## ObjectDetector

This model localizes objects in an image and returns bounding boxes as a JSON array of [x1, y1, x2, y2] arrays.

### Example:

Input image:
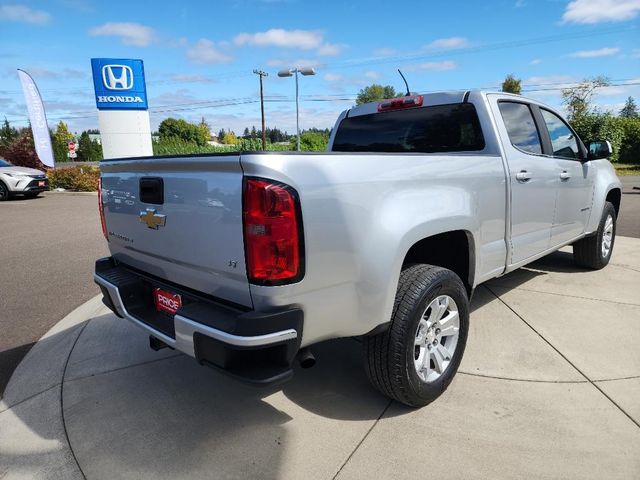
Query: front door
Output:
[[490, 98, 558, 264], [538, 108, 594, 246]]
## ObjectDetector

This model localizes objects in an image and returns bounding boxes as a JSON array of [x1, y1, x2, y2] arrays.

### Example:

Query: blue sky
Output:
[[0, 0, 638, 135]]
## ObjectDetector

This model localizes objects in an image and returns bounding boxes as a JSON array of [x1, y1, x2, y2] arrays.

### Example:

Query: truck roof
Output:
[[345, 89, 532, 118]]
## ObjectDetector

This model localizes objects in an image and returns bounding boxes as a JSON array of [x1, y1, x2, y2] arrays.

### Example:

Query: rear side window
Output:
[[498, 102, 542, 155], [332, 103, 485, 153]]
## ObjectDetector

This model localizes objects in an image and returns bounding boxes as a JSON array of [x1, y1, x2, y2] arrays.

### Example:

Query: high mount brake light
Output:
[[243, 178, 304, 285], [377, 95, 424, 112], [98, 177, 108, 241]]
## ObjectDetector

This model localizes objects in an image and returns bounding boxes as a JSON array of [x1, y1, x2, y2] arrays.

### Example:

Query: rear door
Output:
[[490, 98, 557, 264], [538, 108, 594, 246], [100, 154, 252, 307]]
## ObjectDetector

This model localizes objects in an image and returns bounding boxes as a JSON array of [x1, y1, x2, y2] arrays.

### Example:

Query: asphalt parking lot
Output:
[[0, 193, 107, 397]]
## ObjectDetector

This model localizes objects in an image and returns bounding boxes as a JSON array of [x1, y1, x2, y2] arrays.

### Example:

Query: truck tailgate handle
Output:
[[560, 170, 571, 181], [139, 177, 164, 204], [515, 170, 532, 183]]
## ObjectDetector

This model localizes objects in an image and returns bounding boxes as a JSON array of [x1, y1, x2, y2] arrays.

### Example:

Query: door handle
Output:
[[515, 170, 532, 182], [559, 170, 571, 181]]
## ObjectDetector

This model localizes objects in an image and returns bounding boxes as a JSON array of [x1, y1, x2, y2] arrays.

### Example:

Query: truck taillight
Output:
[[98, 177, 108, 241], [243, 178, 304, 285], [378, 95, 423, 112]]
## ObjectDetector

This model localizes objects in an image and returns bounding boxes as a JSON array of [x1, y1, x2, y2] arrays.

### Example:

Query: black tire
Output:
[[573, 201, 616, 270], [363, 264, 469, 407], [0, 181, 8, 201]]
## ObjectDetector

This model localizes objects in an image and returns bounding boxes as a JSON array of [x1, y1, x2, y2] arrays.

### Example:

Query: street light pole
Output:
[[253, 69, 268, 150], [277, 66, 316, 152]]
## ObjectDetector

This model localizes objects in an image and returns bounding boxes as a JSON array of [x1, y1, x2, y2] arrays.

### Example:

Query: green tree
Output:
[[52, 121, 74, 163], [217, 128, 226, 141], [0, 118, 19, 154], [221, 131, 238, 144], [2, 129, 44, 169], [356, 84, 397, 105], [77, 131, 103, 162], [197, 117, 211, 144], [290, 130, 329, 151], [158, 118, 207, 146], [620, 97, 638, 118], [501, 74, 522, 94]]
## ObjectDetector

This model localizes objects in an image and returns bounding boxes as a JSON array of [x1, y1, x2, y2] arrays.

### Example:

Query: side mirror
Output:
[[587, 140, 612, 160]]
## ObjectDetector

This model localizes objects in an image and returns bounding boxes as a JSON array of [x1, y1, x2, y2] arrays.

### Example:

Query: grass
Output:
[[613, 164, 640, 176]]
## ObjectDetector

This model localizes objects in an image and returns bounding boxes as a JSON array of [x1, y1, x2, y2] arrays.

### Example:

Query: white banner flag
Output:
[[17, 69, 55, 168]]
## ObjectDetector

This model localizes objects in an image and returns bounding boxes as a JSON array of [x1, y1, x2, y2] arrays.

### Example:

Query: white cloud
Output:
[[0, 4, 50, 24], [412, 60, 457, 71], [373, 47, 396, 57], [317, 43, 344, 56], [562, 0, 640, 24], [364, 71, 380, 80], [423, 37, 469, 50], [234, 29, 323, 49], [523, 75, 576, 86], [186, 39, 232, 64], [569, 47, 620, 58], [324, 73, 344, 82], [89, 22, 155, 46], [530, 58, 542, 65]]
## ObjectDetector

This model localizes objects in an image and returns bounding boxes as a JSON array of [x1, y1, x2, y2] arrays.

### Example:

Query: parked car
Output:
[[94, 90, 621, 407], [0, 158, 49, 200]]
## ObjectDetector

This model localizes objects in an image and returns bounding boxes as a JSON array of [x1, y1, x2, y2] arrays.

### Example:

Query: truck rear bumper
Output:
[[94, 257, 303, 385]]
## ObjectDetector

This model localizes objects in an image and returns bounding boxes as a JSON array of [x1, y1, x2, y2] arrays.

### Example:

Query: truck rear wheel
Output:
[[363, 264, 469, 407], [573, 201, 616, 270]]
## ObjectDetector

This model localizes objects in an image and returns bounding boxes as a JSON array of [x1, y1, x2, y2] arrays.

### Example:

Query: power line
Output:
[[4, 80, 639, 125]]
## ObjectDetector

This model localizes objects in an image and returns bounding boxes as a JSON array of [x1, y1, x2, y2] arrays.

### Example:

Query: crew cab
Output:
[[94, 90, 621, 407]]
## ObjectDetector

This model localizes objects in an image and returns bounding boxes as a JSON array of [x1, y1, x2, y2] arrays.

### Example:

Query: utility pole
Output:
[[253, 69, 268, 150]]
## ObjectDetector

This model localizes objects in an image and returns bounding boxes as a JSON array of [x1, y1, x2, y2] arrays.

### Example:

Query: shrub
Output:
[[152, 138, 293, 156], [47, 166, 100, 191], [619, 117, 640, 164]]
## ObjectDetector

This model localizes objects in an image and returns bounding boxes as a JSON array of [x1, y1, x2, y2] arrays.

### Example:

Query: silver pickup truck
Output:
[[95, 90, 621, 407]]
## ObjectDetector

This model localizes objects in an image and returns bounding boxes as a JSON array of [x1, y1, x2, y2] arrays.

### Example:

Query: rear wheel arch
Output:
[[401, 230, 476, 296]]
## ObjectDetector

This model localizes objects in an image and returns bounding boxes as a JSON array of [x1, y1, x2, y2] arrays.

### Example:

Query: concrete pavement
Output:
[[1, 237, 639, 479]]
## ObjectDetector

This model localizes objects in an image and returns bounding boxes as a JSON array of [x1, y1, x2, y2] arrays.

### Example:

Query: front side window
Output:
[[541, 109, 580, 159], [498, 102, 542, 155], [331, 103, 485, 153]]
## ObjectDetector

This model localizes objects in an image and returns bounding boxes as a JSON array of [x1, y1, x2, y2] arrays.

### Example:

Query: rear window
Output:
[[332, 103, 485, 153]]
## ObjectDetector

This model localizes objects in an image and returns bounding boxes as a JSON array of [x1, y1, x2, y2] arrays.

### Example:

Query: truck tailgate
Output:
[[100, 155, 251, 308]]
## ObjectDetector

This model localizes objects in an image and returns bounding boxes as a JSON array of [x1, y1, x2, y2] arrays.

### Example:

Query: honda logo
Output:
[[101, 65, 133, 91]]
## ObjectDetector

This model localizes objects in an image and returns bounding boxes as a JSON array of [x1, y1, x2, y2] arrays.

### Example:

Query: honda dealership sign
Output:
[[90, 58, 152, 159], [91, 59, 148, 110]]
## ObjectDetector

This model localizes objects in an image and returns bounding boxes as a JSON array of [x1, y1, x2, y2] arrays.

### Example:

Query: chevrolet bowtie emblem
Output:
[[139, 208, 167, 229]]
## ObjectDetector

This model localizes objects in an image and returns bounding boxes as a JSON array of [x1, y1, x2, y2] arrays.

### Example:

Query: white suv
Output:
[[0, 158, 49, 201]]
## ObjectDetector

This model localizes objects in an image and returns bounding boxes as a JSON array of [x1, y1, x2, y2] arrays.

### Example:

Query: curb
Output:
[[43, 190, 97, 196]]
